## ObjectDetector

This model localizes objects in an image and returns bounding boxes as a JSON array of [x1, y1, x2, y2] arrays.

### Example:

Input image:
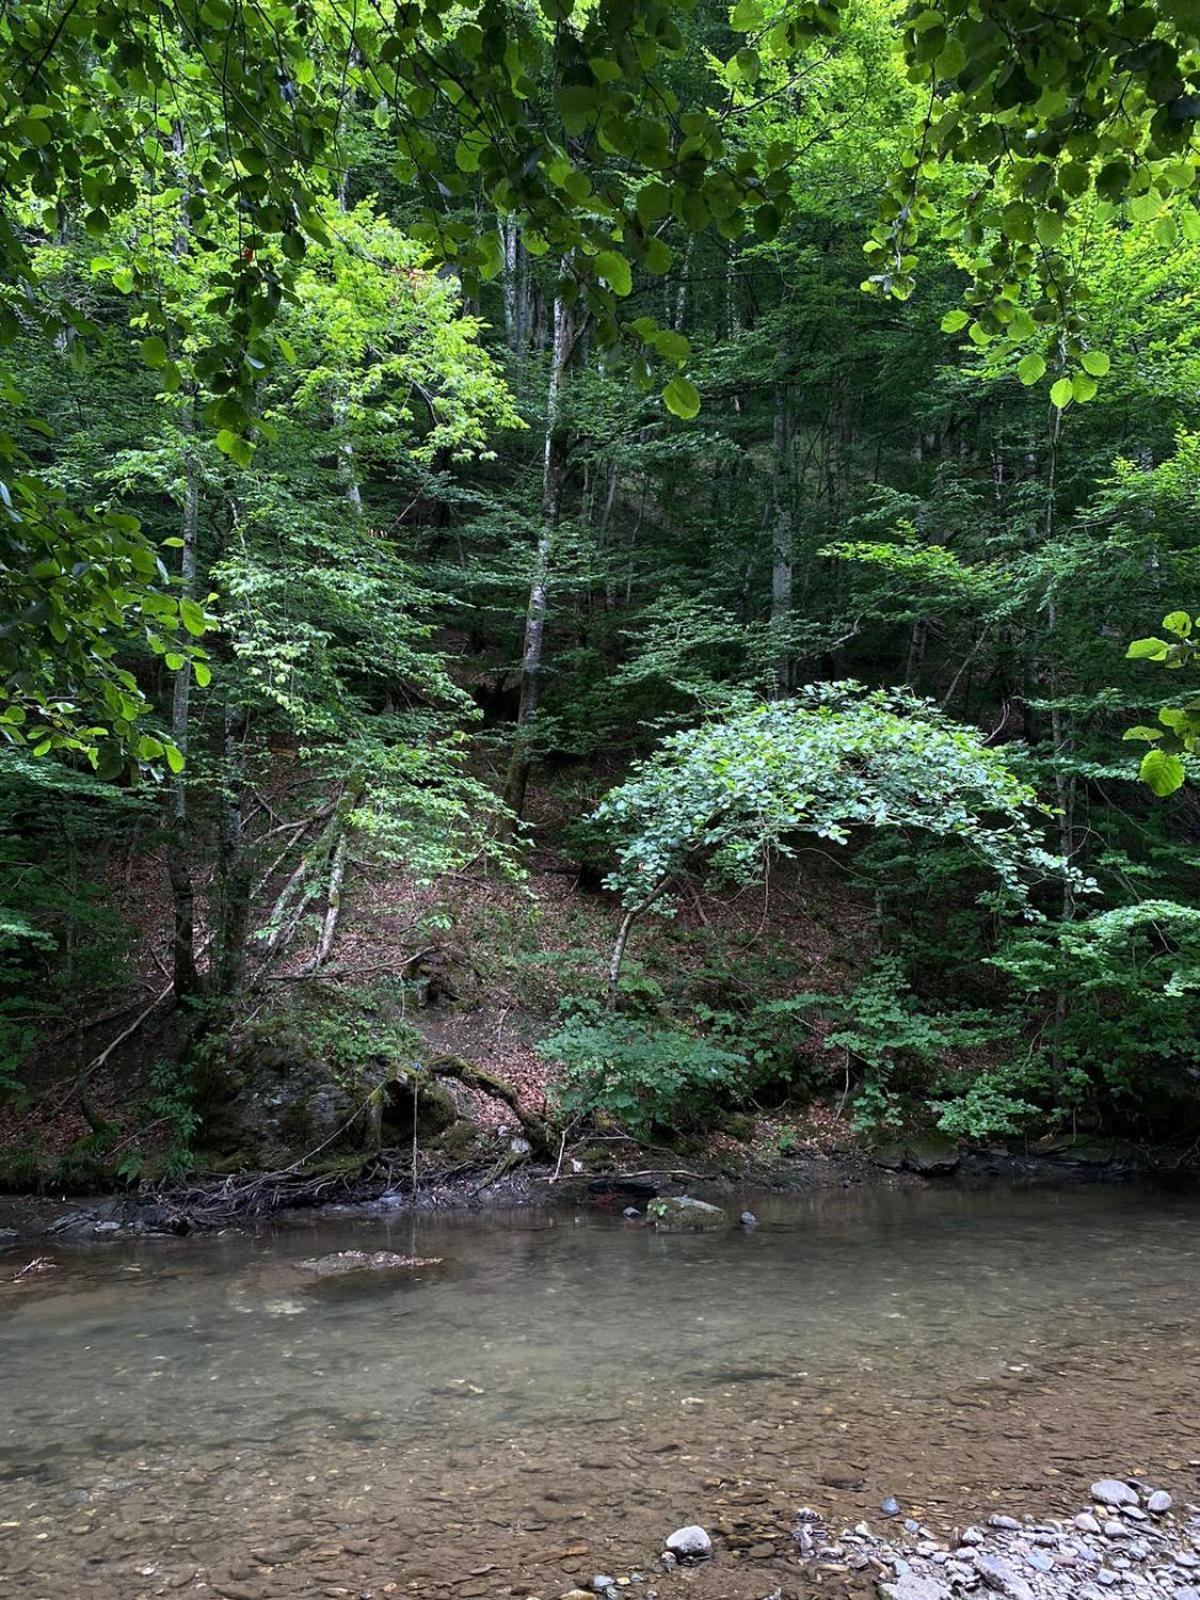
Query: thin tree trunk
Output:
[[166, 443, 201, 999], [499, 275, 575, 832], [215, 704, 252, 999], [502, 216, 518, 350], [769, 384, 793, 694]]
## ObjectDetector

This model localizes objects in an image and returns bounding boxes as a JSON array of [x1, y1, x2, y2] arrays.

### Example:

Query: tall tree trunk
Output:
[[499, 277, 575, 833], [166, 441, 201, 998], [215, 704, 252, 1000], [502, 216, 519, 350], [769, 384, 793, 694]]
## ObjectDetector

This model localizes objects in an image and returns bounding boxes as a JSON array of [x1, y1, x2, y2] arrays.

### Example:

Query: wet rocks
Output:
[[664, 1525, 712, 1558], [0, 1227, 18, 1249], [646, 1197, 726, 1233], [298, 1250, 443, 1277], [1150, 1493, 1174, 1515]]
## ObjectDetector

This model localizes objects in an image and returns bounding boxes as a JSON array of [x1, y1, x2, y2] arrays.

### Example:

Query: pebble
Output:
[[663, 1526, 710, 1560], [1026, 1552, 1054, 1572], [1076, 1514, 1103, 1534], [882, 1497, 901, 1516], [1093, 1480, 1140, 1508], [989, 1516, 1022, 1531], [739, 1211, 757, 1227], [591, 1577, 615, 1592], [1150, 1493, 1174, 1515]]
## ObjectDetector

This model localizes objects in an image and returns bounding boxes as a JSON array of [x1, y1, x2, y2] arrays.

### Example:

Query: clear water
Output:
[[2, 1183, 1199, 1600]]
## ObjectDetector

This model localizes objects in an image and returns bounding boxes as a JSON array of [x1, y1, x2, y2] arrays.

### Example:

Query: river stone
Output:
[[298, 1250, 442, 1277], [664, 1525, 712, 1558], [0, 1227, 18, 1248], [1148, 1491, 1173, 1513], [974, 1552, 1034, 1600], [878, 1575, 952, 1600], [1092, 1480, 1139, 1508], [1076, 1514, 1102, 1534], [647, 1197, 726, 1233], [903, 1135, 960, 1176]]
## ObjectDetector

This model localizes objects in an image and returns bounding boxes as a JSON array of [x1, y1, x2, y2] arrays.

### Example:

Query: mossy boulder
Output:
[[647, 1195, 727, 1232], [871, 1135, 959, 1176], [903, 1134, 960, 1175]]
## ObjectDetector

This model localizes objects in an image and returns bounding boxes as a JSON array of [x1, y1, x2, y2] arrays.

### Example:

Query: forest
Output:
[[4, 0, 1200, 1195]]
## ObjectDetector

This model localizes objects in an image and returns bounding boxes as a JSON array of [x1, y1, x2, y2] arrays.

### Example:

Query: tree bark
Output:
[[769, 383, 793, 694], [499, 274, 576, 832], [166, 442, 201, 999], [215, 703, 252, 999]]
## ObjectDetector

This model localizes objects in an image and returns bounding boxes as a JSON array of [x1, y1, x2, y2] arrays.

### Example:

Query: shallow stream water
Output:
[[2, 1183, 1199, 1600]]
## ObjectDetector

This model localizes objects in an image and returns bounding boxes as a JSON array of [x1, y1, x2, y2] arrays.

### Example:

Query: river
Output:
[[2, 1182, 1199, 1599]]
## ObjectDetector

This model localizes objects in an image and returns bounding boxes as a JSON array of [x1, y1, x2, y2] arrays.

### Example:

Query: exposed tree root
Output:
[[424, 1052, 556, 1158]]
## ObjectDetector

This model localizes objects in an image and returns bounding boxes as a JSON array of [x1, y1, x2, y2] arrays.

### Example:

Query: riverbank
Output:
[[0, 1134, 1185, 1247]]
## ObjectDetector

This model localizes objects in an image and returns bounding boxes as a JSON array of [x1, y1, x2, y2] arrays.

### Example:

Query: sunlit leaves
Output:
[[1125, 612, 1200, 794]]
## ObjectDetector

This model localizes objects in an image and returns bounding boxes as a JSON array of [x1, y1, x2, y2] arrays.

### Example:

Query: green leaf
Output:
[[1016, 352, 1046, 386], [662, 375, 701, 419], [1122, 726, 1163, 742], [1049, 377, 1074, 409], [1072, 372, 1098, 403], [139, 335, 169, 367], [180, 599, 207, 637], [594, 250, 632, 297], [730, 0, 764, 29], [1163, 610, 1192, 638], [1140, 748, 1186, 796], [165, 745, 186, 775], [1080, 350, 1110, 377], [1127, 637, 1170, 660], [636, 182, 671, 226], [940, 309, 970, 333], [215, 430, 253, 467]]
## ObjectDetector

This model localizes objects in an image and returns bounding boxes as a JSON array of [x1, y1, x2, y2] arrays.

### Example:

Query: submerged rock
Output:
[[664, 1525, 712, 1558], [298, 1250, 442, 1278], [647, 1196, 726, 1232]]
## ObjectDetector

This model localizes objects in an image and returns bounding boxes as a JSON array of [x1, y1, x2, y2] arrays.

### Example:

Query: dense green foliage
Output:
[[4, 0, 1200, 1171]]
